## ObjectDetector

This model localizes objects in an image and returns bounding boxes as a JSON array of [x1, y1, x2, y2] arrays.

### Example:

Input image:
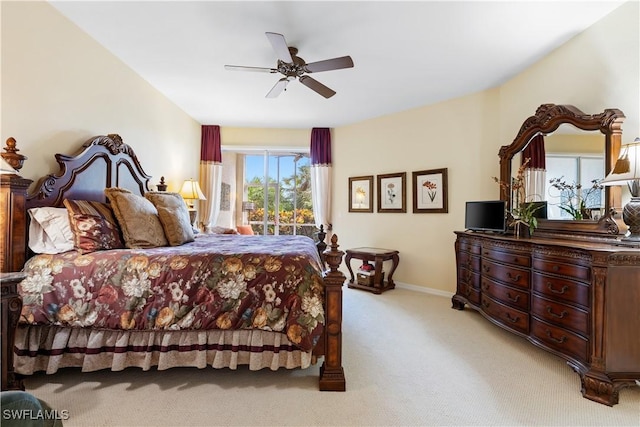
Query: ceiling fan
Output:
[[224, 32, 354, 99]]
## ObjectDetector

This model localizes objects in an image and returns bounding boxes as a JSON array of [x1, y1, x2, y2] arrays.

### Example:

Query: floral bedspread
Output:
[[19, 234, 326, 351]]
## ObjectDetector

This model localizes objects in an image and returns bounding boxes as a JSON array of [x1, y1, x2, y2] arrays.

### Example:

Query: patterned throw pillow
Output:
[[63, 199, 125, 254], [144, 191, 195, 246], [104, 187, 168, 249]]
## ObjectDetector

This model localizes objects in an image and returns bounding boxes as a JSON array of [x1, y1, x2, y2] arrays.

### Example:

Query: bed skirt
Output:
[[14, 325, 313, 375]]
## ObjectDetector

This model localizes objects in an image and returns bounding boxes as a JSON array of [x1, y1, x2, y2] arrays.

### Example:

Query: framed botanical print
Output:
[[377, 172, 406, 213], [349, 175, 374, 213], [412, 168, 448, 213]]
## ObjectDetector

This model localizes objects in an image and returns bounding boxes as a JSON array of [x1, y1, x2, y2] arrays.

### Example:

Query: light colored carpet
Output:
[[23, 287, 640, 426]]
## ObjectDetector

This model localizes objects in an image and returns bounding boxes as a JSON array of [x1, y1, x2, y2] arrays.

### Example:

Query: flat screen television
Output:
[[465, 200, 506, 233]]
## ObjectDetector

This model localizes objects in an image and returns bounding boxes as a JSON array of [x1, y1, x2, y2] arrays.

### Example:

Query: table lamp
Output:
[[601, 137, 640, 242], [180, 179, 206, 225]]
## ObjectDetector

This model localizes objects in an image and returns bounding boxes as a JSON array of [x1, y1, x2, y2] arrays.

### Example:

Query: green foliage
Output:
[[245, 157, 316, 237]]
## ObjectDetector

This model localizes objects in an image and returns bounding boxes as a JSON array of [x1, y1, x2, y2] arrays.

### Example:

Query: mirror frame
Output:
[[498, 104, 625, 237]]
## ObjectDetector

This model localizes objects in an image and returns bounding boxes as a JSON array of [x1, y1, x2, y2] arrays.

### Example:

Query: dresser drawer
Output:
[[458, 239, 481, 255], [481, 260, 530, 289], [458, 282, 480, 306], [532, 258, 590, 282], [457, 251, 480, 272], [481, 294, 529, 335], [458, 266, 480, 289], [531, 296, 588, 336], [482, 247, 531, 268], [481, 277, 529, 311], [531, 318, 588, 363], [532, 273, 589, 307]]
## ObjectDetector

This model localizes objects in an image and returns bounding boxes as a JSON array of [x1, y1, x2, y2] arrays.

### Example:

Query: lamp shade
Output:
[[179, 179, 206, 201], [601, 138, 640, 186]]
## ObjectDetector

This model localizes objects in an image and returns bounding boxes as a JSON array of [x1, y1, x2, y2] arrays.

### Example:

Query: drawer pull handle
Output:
[[507, 272, 521, 282], [505, 313, 520, 323], [547, 283, 569, 294], [546, 306, 568, 319], [465, 287, 471, 296], [482, 300, 490, 308], [507, 292, 520, 303], [544, 329, 567, 344], [482, 282, 489, 291], [552, 265, 560, 272]]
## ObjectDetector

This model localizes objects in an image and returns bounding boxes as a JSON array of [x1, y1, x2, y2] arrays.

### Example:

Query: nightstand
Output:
[[345, 247, 400, 294], [1, 271, 25, 391]]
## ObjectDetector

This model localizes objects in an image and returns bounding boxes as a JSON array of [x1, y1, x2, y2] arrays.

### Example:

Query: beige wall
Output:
[[332, 92, 500, 293], [2, 1, 638, 295], [1, 1, 201, 194]]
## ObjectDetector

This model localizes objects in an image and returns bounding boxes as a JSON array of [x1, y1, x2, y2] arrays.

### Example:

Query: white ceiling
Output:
[[50, 1, 624, 129]]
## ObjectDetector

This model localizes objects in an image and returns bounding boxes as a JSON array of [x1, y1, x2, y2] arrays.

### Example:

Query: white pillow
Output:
[[28, 207, 74, 254]]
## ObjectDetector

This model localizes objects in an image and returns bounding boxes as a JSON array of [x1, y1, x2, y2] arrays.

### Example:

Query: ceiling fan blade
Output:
[[266, 78, 290, 98], [265, 32, 293, 63], [224, 65, 277, 73], [299, 76, 336, 98], [304, 56, 354, 73]]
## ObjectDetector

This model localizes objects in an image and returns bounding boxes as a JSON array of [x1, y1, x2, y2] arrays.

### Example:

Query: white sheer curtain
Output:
[[310, 128, 332, 233], [199, 125, 223, 232]]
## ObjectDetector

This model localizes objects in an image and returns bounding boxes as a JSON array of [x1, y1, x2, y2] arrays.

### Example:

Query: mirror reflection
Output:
[[512, 124, 605, 220]]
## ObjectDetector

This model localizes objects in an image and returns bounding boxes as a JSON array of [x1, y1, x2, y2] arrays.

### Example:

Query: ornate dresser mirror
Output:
[[498, 104, 626, 238]]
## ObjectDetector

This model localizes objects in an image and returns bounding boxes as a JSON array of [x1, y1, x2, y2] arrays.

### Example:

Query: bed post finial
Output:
[[319, 233, 346, 391], [2, 137, 27, 171]]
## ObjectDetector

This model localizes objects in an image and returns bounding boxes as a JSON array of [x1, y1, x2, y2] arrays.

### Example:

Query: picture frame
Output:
[[349, 175, 374, 213], [412, 168, 448, 213], [377, 172, 406, 213]]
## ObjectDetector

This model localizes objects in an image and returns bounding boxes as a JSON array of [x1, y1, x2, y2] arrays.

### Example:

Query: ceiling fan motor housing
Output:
[[277, 47, 307, 78]]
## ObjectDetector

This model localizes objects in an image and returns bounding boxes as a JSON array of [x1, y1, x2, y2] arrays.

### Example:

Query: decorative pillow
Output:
[[104, 187, 168, 249], [144, 191, 194, 246], [27, 207, 74, 254], [236, 225, 255, 235], [63, 199, 125, 254], [209, 226, 239, 235]]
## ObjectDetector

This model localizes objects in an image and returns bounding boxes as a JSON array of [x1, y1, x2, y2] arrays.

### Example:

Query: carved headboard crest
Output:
[[27, 134, 152, 208]]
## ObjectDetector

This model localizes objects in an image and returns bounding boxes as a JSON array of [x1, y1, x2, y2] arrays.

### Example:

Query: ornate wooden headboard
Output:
[[26, 134, 151, 209]]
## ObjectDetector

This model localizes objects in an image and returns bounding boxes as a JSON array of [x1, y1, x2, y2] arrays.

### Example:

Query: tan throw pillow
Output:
[[104, 187, 168, 248], [144, 191, 195, 246], [63, 199, 125, 254]]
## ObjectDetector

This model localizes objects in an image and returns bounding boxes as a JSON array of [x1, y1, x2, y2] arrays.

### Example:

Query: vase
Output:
[[515, 222, 531, 239]]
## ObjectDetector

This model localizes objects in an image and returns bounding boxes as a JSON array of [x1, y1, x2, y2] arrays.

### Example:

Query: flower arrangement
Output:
[[548, 177, 603, 220], [492, 158, 543, 236]]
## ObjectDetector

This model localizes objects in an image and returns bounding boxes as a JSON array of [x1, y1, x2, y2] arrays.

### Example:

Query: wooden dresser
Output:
[[452, 230, 640, 406]]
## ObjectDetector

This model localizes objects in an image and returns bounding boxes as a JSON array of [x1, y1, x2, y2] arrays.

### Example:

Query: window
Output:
[[243, 151, 316, 237], [545, 154, 604, 219]]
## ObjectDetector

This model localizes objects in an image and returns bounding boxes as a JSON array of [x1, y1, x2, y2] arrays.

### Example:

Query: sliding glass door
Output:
[[244, 151, 316, 237]]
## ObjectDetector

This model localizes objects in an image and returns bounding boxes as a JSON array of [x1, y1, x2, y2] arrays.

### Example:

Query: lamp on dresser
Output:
[[601, 137, 640, 242], [180, 178, 206, 225]]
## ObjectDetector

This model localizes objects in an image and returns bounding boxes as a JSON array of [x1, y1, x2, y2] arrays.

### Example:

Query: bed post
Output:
[[319, 233, 346, 391]]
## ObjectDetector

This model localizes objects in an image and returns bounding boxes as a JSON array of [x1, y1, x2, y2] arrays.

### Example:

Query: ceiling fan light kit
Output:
[[224, 32, 354, 99]]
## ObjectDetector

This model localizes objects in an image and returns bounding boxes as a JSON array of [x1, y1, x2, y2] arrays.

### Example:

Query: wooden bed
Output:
[[3, 134, 346, 391]]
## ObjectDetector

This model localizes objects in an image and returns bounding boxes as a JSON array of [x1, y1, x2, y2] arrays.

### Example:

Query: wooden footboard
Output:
[[318, 233, 346, 391]]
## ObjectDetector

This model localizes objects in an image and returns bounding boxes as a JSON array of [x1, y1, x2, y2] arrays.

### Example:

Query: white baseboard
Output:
[[394, 281, 454, 299]]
